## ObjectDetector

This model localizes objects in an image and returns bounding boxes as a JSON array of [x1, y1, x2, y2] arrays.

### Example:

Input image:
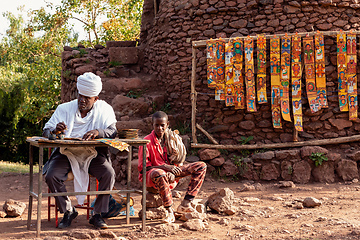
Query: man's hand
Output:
[[83, 130, 99, 140], [54, 122, 67, 134], [161, 165, 181, 176], [166, 172, 176, 183]]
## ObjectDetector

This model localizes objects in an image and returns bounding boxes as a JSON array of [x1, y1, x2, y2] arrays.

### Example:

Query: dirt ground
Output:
[[1, 172, 360, 240]]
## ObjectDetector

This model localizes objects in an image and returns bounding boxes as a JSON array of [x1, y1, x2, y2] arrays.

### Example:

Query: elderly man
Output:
[[43, 72, 117, 229], [138, 111, 207, 223]]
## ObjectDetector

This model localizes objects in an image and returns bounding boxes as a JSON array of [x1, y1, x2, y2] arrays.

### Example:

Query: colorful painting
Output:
[[233, 38, 246, 109], [291, 34, 303, 131], [225, 40, 235, 106], [280, 35, 291, 122], [315, 33, 328, 109], [244, 37, 257, 112], [347, 33, 358, 120], [303, 36, 319, 113], [337, 32, 348, 112], [257, 34, 267, 104], [270, 36, 282, 128]]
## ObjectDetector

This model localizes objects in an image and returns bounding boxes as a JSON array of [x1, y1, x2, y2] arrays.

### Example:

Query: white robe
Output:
[[44, 99, 116, 204]]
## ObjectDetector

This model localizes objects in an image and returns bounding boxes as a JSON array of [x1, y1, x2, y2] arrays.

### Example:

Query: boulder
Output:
[[312, 161, 335, 183], [111, 95, 150, 116], [260, 163, 280, 180], [207, 188, 235, 214], [300, 146, 328, 159], [66, 229, 101, 239], [303, 197, 322, 208], [209, 157, 225, 167], [281, 161, 293, 181], [3, 199, 26, 217], [182, 219, 206, 231], [220, 160, 240, 177], [292, 161, 312, 184], [144, 192, 163, 208], [198, 149, 221, 161], [139, 206, 168, 220], [336, 159, 359, 181]]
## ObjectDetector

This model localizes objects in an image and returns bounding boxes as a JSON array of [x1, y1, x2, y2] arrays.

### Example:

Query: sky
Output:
[[0, 0, 86, 40]]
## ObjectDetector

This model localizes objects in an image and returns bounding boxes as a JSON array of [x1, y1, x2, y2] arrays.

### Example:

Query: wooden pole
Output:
[[191, 44, 198, 143], [293, 129, 298, 142], [192, 30, 360, 48], [154, 0, 157, 16], [196, 123, 219, 145], [191, 134, 360, 150]]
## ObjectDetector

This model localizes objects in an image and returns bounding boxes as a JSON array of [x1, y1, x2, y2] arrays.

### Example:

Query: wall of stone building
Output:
[[138, 0, 360, 145]]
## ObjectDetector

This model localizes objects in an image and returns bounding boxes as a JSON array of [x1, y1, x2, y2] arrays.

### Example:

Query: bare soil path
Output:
[[1, 172, 360, 239]]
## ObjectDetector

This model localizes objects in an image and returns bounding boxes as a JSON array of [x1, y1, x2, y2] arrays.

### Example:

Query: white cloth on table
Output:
[[44, 99, 116, 204]]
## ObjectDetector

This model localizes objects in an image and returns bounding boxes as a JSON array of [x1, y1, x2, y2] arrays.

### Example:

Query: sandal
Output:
[[177, 204, 197, 214]]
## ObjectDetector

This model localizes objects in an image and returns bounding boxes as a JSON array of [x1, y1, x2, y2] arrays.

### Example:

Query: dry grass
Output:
[[0, 160, 38, 174]]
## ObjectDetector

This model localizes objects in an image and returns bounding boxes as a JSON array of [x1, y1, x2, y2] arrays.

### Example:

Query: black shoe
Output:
[[89, 214, 108, 229], [58, 207, 78, 229]]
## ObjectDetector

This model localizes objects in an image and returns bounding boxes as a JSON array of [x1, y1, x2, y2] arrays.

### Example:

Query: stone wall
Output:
[[138, 0, 360, 145]]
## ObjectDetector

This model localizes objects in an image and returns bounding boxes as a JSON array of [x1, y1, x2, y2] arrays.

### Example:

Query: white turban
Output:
[[77, 72, 102, 97]]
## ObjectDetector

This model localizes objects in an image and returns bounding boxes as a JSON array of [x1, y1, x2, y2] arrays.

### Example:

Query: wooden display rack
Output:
[[190, 30, 360, 150]]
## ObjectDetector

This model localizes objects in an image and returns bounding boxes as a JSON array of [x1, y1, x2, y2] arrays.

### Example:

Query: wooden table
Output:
[[26, 137, 150, 237]]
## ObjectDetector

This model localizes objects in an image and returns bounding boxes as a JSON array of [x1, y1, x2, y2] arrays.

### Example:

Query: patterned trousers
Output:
[[149, 161, 207, 207]]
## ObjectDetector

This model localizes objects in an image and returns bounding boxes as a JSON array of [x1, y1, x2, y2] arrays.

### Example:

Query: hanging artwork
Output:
[[314, 32, 328, 109], [270, 36, 282, 128], [233, 38, 246, 109], [303, 36, 319, 113], [347, 33, 358, 120], [280, 35, 291, 122], [337, 32, 348, 112], [225, 40, 235, 106], [207, 38, 225, 102], [291, 34, 303, 131], [244, 37, 257, 112], [257, 34, 267, 104]]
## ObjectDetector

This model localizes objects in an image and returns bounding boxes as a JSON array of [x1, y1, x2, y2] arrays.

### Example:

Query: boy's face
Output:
[[153, 117, 168, 139]]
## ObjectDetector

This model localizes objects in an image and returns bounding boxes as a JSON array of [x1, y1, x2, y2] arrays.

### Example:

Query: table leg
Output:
[[142, 144, 147, 231], [27, 145, 34, 230], [126, 146, 132, 224], [36, 147, 44, 237]]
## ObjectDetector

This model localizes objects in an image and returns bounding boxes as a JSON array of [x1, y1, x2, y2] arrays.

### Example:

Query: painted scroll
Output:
[[337, 32, 348, 112], [347, 33, 358, 120], [225, 40, 235, 106], [244, 37, 256, 112], [206, 38, 225, 100], [314, 33, 328, 109], [303, 36, 319, 113], [233, 38, 246, 109], [291, 34, 303, 131], [257, 34, 267, 104], [270, 36, 282, 128], [280, 35, 291, 122]]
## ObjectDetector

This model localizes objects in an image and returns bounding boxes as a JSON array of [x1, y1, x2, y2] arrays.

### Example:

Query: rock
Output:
[[209, 157, 225, 166], [152, 223, 180, 233], [239, 183, 255, 192], [281, 161, 293, 181], [300, 146, 328, 159], [198, 149, 221, 161], [112, 95, 150, 116], [182, 219, 206, 231], [172, 190, 182, 198], [336, 159, 359, 181], [106, 41, 137, 48], [220, 160, 240, 177], [312, 161, 335, 183], [99, 230, 118, 238], [292, 161, 311, 184], [261, 163, 280, 180], [109, 47, 138, 64], [179, 211, 206, 222], [66, 229, 101, 239], [145, 192, 163, 208], [186, 155, 200, 162], [224, 206, 237, 215], [303, 197, 322, 208], [139, 206, 168, 220], [3, 199, 26, 217], [239, 120, 255, 130], [103, 77, 144, 92], [0, 211, 6, 218], [74, 65, 97, 75], [207, 188, 235, 214], [328, 119, 353, 130], [229, 19, 248, 28], [278, 181, 296, 188], [347, 151, 360, 161], [252, 151, 275, 160]]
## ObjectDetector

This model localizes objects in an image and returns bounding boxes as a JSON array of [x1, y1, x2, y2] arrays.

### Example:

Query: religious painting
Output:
[[257, 34, 267, 104], [315, 32, 328, 109], [292, 34, 303, 131], [337, 32, 348, 112], [233, 38, 246, 109], [244, 37, 256, 112], [280, 35, 291, 122], [225, 40, 234, 106], [270, 36, 282, 128], [347, 33, 358, 120]]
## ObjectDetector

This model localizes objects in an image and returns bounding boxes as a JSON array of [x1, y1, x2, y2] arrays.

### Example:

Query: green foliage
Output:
[[174, 120, 191, 135], [109, 60, 122, 67], [310, 152, 328, 167], [287, 165, 293, 175], [0, 161, 39, 174], [219, 149, 229, 155], [126, 89, 144, 98], [238, 136, 254, 145], [160, 103, 171, 113], [232, 155, 248, 176]]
